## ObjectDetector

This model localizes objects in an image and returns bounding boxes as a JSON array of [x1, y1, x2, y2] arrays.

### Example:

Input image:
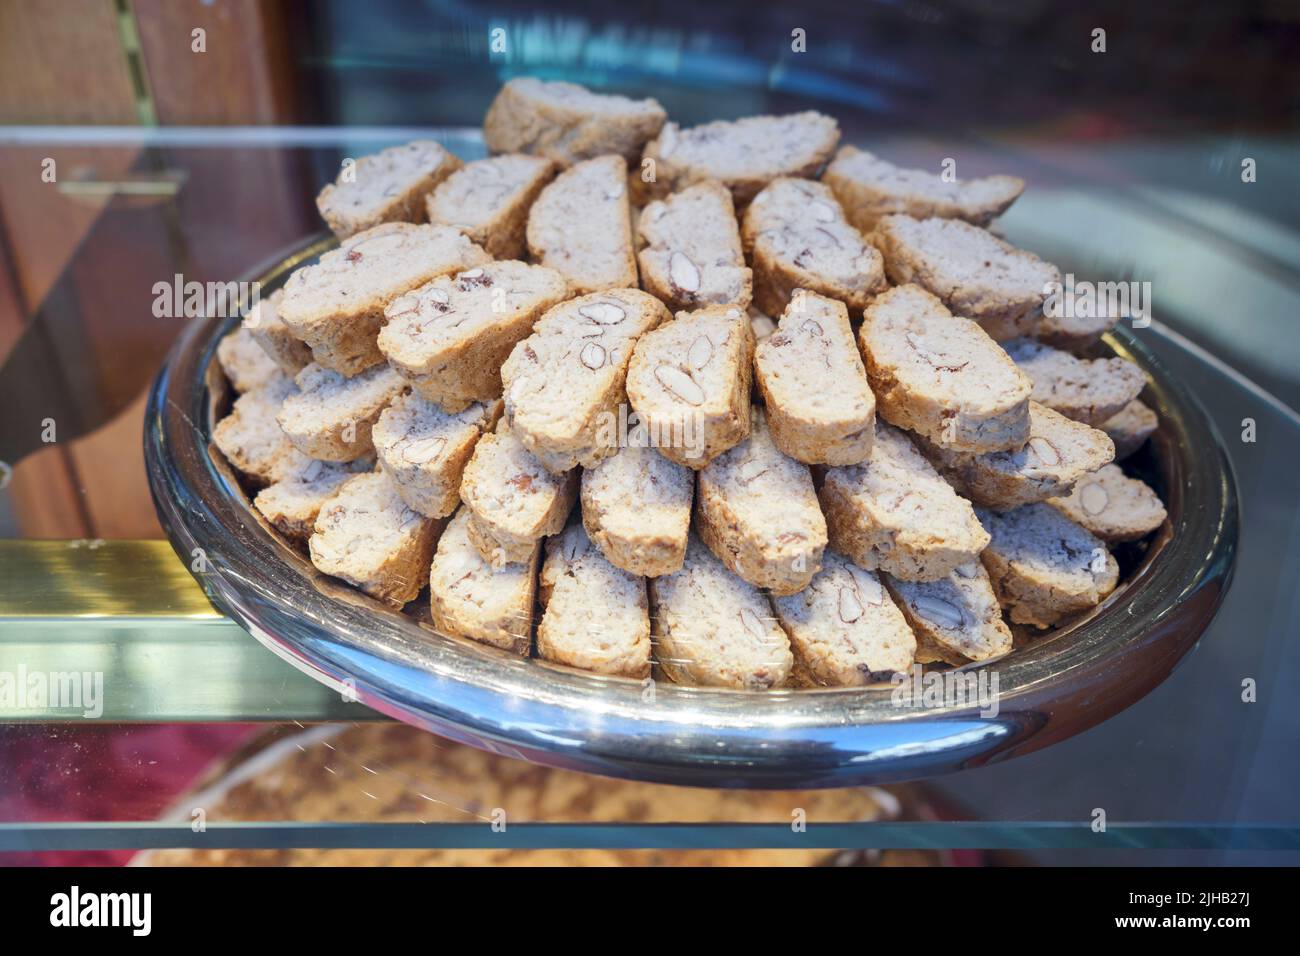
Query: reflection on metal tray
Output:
[[144, 227, 1238, 789]]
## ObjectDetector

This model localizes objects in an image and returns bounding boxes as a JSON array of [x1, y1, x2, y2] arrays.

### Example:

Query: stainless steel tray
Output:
[[144, 233, 1238, 789]]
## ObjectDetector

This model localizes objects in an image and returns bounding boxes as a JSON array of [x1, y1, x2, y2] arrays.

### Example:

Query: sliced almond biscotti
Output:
[[425, 154, 556, 259], [428, 507, 538, 655], [217, 325, 283, 394], [625, 305, 753, 469], [923, 402, 1115, 510], [695, 408, 827, 596], [636, 180, 752, 311], [315, 140, 462, 239], [639, 112, 840, 206], [212, 374, 301, 484], [741, 177, 887, 316], [1047, 463, 1167, 543], [458, 422, 578, 566], [976, 504, 1120, 629], [1035, 303, 1118, 353], [772, 552, 916, 686], [884, 562, 1013, 664], [279, 223, 489, 376], [580, 440, 693, 578], [378, 261, 570, 413], [242, 290, 311, 377], [276, 362, 408, 462], [483, 78, 666, 167], [309, 470, 442, 609], [525, 155, 637, 294], [871, 215, 1060, 340], [1100, 399, 1158, 461], [859, 284, 1032, 453], [253, 457, 373, 540], [755, 291, 875, 465], [502, 289, 670, 473], [372, 392, 501, 519], [820, 420, 990, 582], [1003, 338, 1147, 426], [649, 534, 793, 689], [537, 523, 652, 678], [822, 146, 1024, 232]]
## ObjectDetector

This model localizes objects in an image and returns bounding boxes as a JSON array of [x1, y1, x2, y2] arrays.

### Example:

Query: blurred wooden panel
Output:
[[133, 0, 302, 124], [0, 231, 25, 363], [8, 446, 90, 538], [0, 148, 142, 318], [0, 0, 140, 124], [66, 390, 162, 538]]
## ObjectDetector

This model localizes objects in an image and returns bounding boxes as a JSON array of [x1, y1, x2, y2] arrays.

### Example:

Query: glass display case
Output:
[[1, 0, 1298, 868]]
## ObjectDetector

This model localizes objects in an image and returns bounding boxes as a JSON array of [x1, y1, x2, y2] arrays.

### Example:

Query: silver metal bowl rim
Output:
[[144, 233, 1239, 788]]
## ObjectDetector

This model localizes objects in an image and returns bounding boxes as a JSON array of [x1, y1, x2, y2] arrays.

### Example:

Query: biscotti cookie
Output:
[[315, 140, 462, 239], [1035, 305, 1117, 353], [884, 562, 1013, 663], [649, 534, 793, 689], [923, 401, 1115, 509], [253, 457, 373, 540], [372, 392, 500, 518], [212, 375, 300, 484], [870, 215, 1060, 340], [741, 177, 887, 316], [279, 223, 490, 376], [625, 305, 753, 468], [1047, 464, 1167, 543], [525, 155, 637, 294], [636, 180, 752, 311], [639, 112, 840, 206], [1100, 399, 1158, 460], [695, 408, 827, 596], [378, 261, 570, 413], [772, 552, 916, 686], [859, 284, 1032, 453], [217, 325, 283, 394], [458, 422, 578, 566], [428, 507, 537, 655], [277, 361, 408, 462], [537, 523, 652, 678], [242, 289, 311, 377], [502, 289, 671, 473], [483, 77, 666, 167], [822, 146, 1024, 232], [580, 440, 693, 577], [755, 291, 875, 465], [425, 154, 556, 259], [976, 504, 1120, 629], [1003, 337, 1147, 426], [819, 420, 990, 582], [309, 470, 441, 609]]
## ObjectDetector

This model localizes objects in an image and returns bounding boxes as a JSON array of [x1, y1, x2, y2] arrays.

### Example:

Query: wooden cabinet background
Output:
[[0, 0, 318, 538]]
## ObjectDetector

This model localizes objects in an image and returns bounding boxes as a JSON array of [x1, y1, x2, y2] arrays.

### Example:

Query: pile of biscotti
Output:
[[212, 77, 1168, 690]]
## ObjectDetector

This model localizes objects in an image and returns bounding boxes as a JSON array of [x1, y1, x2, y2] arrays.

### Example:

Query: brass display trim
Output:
[[0, 540, 383, 722], [0, 540, 219, 619]]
